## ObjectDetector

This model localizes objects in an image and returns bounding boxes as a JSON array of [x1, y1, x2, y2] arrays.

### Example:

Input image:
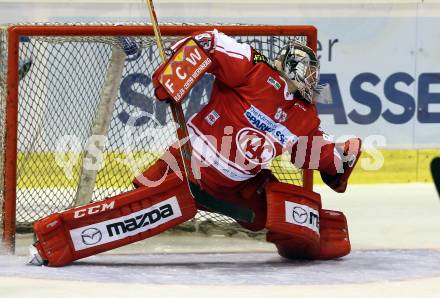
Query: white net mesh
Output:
[[0, 23, 311, 245]]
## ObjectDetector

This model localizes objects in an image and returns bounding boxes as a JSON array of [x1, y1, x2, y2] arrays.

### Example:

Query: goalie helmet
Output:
[[274, 41, 320, 103]]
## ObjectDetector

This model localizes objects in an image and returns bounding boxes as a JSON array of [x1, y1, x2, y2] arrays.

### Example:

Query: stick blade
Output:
[[430, 157, 440, 198]]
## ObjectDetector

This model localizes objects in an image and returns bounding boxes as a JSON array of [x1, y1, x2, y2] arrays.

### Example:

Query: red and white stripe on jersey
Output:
[[213, 30, 251, 61]]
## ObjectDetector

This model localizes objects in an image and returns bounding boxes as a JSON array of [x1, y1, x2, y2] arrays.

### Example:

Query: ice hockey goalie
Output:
[[31, 29, 362, 266]]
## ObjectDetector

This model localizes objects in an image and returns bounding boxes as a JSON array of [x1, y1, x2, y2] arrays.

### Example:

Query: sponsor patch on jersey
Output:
[[285, 201, 320, 235], [274, 107, 287, 123], [244, 105, 298, 146], [69, 197, 182, 251], [267, 76, 281, 90], [205, 110, 220, 126]]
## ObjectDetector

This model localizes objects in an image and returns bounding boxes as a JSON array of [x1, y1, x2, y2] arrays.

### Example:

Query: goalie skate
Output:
[[28, 244, 47, 266]]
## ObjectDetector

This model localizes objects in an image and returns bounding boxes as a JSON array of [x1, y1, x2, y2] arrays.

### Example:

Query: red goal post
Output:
[[0, 23, 316, 253]]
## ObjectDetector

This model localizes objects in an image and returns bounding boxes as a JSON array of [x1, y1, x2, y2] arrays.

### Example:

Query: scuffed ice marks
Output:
[[1, 250, 440, 285]]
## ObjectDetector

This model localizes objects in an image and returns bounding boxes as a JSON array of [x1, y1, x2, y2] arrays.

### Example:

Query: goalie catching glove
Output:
[[321, 138, 362, 193]]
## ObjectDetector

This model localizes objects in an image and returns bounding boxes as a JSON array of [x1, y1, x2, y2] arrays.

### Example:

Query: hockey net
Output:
[[0, 23, 316, 252]]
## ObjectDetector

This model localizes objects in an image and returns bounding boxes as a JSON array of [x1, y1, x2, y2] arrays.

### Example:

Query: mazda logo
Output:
[[81, 228, 102, 245], [292, 207, 308, 224]]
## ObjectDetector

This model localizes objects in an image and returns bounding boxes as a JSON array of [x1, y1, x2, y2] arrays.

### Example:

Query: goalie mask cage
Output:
[[0, 23, 316, 253]]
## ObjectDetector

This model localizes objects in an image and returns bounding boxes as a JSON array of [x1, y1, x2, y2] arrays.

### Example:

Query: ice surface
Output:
[[1, 184, 440, 297], [1, 250, 440, 286]]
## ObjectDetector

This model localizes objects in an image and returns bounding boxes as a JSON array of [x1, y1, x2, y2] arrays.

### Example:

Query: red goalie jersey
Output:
[[155, 29, 360, 192], [31, 30, 362, 266]]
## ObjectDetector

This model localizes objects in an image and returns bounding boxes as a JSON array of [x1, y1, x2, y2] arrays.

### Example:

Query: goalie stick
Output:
[[144, 0, 253, 223], [431, 157, 440, 198]]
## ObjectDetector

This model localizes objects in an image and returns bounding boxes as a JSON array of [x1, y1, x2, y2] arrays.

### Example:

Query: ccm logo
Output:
[[74, 201, 115, 218]]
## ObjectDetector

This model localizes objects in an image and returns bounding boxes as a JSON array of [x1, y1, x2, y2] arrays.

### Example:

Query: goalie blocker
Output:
[[153, 38, 212, 103], [32, 173, 196, 267]]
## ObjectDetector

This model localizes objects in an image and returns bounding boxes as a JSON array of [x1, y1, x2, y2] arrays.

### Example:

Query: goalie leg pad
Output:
[[267, 208, 351, 260], [234, 169, 277, 231], [33, 173, 196, 267], [318, 209, 350, 259], [198, 169, 276, 232], [265, 181, 321, 259], [133, 145, 183, 189]]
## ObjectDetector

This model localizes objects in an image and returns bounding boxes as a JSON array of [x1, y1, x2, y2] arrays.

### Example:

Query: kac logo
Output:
[[236, 127, 276, 165], [81, 228, 103, 246]]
